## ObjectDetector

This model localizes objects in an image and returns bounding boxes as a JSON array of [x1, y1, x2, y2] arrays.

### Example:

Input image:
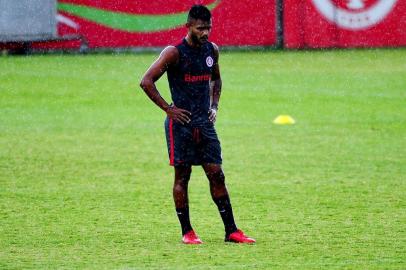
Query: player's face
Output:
[[188, 19, 212, 45]]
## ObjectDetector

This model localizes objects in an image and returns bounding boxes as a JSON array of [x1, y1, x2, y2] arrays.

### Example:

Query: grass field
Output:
[[1, 49, 405, 269]]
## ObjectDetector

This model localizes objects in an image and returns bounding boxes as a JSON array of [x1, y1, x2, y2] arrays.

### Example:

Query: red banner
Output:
[[37, 0, 276, 49], [284, 0, 406, 48]]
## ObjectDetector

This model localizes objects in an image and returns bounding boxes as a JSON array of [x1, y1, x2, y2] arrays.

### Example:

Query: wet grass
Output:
[[1, 49, 405, 269]]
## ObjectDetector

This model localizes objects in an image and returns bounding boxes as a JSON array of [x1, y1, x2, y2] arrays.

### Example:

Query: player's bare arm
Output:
[[140, 46, 191, 124], [209, 42, 222, 123]]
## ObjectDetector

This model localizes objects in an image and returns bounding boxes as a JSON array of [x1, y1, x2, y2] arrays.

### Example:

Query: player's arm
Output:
[[140, 46, 191, 124], [209, 42, 222, 123]]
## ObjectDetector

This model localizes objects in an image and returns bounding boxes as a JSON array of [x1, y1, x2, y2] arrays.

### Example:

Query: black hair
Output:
[[187, 5, 211, 23]]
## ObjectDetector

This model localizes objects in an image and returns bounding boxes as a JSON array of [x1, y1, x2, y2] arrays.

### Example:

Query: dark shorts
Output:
[[164, 117, 222, 166]]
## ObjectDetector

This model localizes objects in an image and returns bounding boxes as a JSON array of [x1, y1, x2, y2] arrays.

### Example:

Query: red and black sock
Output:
[[176, 207, 193, 235], [213, 195, 238, 237]]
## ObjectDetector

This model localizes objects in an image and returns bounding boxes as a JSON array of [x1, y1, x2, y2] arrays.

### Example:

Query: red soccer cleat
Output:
[[182, 230, 203, 244], [225, 229, 256, 244]]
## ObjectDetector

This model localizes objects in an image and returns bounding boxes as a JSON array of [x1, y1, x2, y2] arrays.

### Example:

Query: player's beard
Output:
[[192, 34, 208, 45], [200, 35, 208, 43]]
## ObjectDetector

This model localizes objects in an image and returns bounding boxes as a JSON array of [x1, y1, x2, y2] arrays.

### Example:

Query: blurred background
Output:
[[1, 0, 405, 54]]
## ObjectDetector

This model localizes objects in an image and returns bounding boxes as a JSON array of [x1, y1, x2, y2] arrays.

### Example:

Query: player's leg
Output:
[[165, 118, 201, 243], [198, 126, 239, 239], [202, 163, 256, 243], [202, 163, 237, 235], [173, 165, 202, 244], [173, 165, 192, 234]]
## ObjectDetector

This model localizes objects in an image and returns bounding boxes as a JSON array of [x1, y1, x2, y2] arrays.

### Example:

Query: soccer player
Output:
[[140, 5, 255, 244]]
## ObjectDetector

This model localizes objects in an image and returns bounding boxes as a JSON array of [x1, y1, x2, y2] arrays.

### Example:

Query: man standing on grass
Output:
[[140, 5, 255, 244]]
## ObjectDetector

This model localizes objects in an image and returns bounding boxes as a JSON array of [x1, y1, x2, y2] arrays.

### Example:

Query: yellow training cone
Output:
[[273, 115, 296, 125]]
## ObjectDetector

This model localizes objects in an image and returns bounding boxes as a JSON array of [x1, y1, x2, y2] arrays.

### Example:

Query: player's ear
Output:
[[186, 18, 195, 28]]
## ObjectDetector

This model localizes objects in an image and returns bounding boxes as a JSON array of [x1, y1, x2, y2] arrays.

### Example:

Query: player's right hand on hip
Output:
[[166, 105, 191, 124]]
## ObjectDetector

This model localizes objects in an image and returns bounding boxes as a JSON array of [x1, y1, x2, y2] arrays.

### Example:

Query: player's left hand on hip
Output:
[[208, 108, 217, 123]]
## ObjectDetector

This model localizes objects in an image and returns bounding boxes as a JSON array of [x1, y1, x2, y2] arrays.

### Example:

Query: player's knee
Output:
[[173, 182, 187, 193], [208, 170, 225, 186], [175, 175, 189, 187]]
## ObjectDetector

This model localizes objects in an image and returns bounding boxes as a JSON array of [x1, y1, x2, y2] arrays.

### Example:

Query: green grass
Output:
[[1, 49, 405, 269]]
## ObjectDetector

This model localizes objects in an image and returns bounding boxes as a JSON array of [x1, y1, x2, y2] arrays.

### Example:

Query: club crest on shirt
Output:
[[311, 0, 398, 30], [206, 56, 214, 67]]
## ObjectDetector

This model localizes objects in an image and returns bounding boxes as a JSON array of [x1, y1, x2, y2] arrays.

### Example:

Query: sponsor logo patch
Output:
[[184, 74, 211, 83]]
